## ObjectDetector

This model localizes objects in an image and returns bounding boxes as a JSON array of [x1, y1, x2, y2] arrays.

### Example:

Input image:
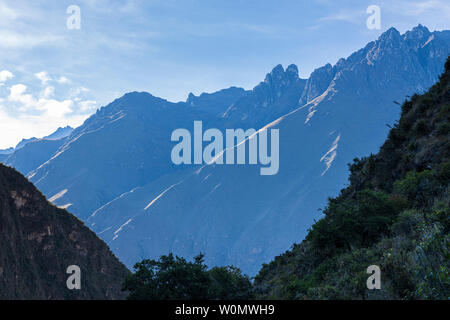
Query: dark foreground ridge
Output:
[[0, 164, 129, 299]]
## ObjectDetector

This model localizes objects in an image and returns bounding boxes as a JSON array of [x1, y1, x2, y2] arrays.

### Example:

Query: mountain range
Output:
[[2, 25, 449, 275]]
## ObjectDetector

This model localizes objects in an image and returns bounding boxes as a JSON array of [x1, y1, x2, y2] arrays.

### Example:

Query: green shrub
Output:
[[123, 253, 253, 300], [391, 210, 423, 236], [414, 119, 428, 135], [436, 122, 450, 136], [393, 170, 437, 205], [307, 190, 405, 255]]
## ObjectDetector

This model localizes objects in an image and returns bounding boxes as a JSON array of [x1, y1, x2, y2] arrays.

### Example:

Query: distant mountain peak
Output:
[[379, 27, 401, 42], [264, 64, 285, 82], [186, 92, 196, 105], [120, 91, 161, 103], [271, 63, 284, 73], [405, 23, 431, 40], [412, 23, 429, 33], [44, 126, 74, 140], [15, 137, 38, 150], [263, 63, 300, 87], [185, 87, 247, 114], [0, 147, 14, 155], [286, 64, 299, 77]]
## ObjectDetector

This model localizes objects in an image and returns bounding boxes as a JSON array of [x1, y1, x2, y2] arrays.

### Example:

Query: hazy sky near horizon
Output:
[[0, 0, 449, 149]]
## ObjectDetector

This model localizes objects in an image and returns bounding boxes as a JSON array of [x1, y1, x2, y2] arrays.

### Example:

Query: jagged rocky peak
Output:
[[186, 92, 196, 105], [185, 87, 248, 114], [44, 126, 74, 140], [286, 64, 299, 77], [405, 24, 430, 40], [377, 27, 402, 50], [264, 64, 300, 84], [259, 64, 303, 95], [300, 63, 335, 104], [380, 27, 401, 40]]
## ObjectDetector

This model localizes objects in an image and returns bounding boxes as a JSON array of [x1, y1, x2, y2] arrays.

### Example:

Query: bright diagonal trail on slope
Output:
[[144, 180, 184, 211]]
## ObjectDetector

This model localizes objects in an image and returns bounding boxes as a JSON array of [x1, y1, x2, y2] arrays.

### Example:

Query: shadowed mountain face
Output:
[[0, 154, 9, 162], [9, 25, 450, 275], [0, 164, 129, 299], [0, 126, 73, 155], [4, 139, 67, 177], [186, 86, 248, 116], [1, 126, 74, 176], [222, 64, 307, 128]]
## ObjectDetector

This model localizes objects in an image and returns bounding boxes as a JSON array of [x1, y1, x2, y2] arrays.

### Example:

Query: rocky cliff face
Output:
[[0, 164, 129, 299], [222, 64, 307, 128]]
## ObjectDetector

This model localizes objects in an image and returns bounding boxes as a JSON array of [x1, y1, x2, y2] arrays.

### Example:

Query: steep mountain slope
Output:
[[223, 64, 307, 128], [43, 126, 74, 140], [1, 126, 74, 176], [4, 138, 67, 176], [14, 137, 38, 150], [10, 25, 450, 275], [26, 67, 306, 220], [0, 154, 9, 162], [186, 86, 248, 116], [28, 93, 217, 219], [253, 56, 450, 300], [0, 163, 129, 299], [85, 26, 450, 275], [0, 147, 14, 155]]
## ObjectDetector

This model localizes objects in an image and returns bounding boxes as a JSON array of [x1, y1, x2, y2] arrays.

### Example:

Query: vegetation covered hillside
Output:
[[253, 57, 450, 300]]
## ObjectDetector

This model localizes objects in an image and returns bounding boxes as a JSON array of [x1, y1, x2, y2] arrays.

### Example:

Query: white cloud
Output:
[[8, 84, 34, 106], [0, 3, 18, 21], [36, 99, 74, 118], [78, 87, 90, 93], [35, 71, 51, 85], [0, 104, 87, 149], [318, 9, 364, 24], [403, 0, 450, 15], [0, 31, 62, 48], [7, 83, 73, 117], [43, 86, 55, 98], [70, 86, 91, 99], [57, 76, 70, 84], [0, 80, 93, 149], [0, 70, 14, 83], [79, 100, 97, 112]]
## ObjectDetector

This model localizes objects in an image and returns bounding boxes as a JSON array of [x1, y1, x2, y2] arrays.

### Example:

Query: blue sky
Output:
[[0, 0, 449, 149]]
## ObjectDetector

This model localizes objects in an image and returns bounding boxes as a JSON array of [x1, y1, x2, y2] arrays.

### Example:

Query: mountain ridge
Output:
[[6, 25, 450, 275]]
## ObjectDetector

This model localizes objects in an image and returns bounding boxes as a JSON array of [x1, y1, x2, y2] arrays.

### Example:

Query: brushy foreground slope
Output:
[[254, 57, 450, 300]]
